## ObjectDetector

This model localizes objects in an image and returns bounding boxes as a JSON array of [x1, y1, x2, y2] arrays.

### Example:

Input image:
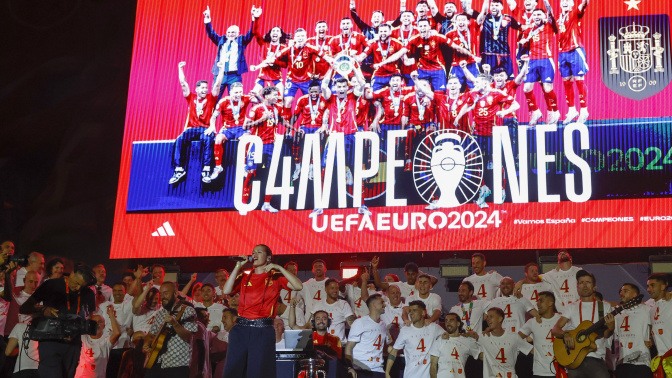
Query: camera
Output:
[[8, 255, 29, 267], [28, 314, 98, 341]]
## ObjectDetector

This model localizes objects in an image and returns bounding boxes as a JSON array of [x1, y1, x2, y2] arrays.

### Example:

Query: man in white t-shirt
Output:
[[515, 262, 554, 310], [488, 277, 539, 333], [343, 269, 378, 318], [371, 257, 438, 300], [279, 262, 305, 312], [462, 253, 503, 300], [430, 312, 480, 378], [519, 291, 563, 378], [4, 270, 40, 334], [449, 281, 489, 332], [647, 273, 672, 378], [198, 283, 227, 332], [403, 274, 442, 325], [613, 283, 651, 378], [309, 278, 355, 342], [387, 300, 444, 378], [5, 322, 40, 377], [380, 284, 405, 334], [99, 281, 134, 378], [542, 249, 582, 313], [213, 268, 230, 302], [466, 307, 533, 378], [75, 305, 121, 377], [131, 282, 161, 341], [551, 270, 614, 378], [303, 259, 328, 315], [345, 294, 388, 377], [14, 252, 44, 287]]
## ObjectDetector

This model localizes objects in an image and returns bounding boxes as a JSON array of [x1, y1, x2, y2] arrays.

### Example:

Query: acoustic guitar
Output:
[[145, 303, 188, 368], [553, 294, 643, 369]]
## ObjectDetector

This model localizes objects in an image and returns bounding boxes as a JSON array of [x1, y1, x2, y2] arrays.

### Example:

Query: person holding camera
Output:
[[19, 264, 96, 378]]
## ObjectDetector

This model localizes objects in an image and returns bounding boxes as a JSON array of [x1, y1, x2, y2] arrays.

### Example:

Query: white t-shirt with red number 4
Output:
[[542, 266, 582, 312], [406, 293, 442, 322], [520, 313, 562, 377], [463, 272, 503, 301], [344, 284, 377, 318], [429, 335, 480, 378], [614, 304, 652, 366], [486, 296, 534, 333], [478, 330, 533, 378], [393, 323, 444, 378], [520, 281, 553, 311], [349, 316, 388, 372], [651, 297, 672, 357], [74, 334, 115, 378], [302, 278, 327, 315]]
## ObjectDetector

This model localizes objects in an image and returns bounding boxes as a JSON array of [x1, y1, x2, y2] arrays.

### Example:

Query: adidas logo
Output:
[[545, 77, 553, 82], [151, 222, 175, 237], [578, 71, 584, 74]]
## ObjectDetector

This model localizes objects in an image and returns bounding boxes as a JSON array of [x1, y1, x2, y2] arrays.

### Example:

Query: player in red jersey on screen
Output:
[[554, 0, 590, 124], [251, 26, 289, 98], [445, 13, 482, 90], [519, 2, 560, 126], [434, 75, 470, 132], [454, 73, 520, 207], [402, 78, 437, 172], [390, 11, 420, 86], [204, 82, 259, 183], [363, 23, 404, 91], [241, 86, 288, 213], [308, 21, 333, 82], [329, 17, 369, 72], [289, 81, 327, 181], [169, 61, 225, 185]]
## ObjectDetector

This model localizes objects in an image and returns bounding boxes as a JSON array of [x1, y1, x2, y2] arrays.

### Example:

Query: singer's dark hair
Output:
[[255, 244, 272, 256]]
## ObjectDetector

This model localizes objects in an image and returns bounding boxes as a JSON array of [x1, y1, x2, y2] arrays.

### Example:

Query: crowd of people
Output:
[[0, 239, 671, 378], [168, 0, 593, 212]]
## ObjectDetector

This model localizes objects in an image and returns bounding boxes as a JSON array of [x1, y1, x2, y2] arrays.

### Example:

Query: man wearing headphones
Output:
[[312, 310, 343, 358], [221, 244, 303, 378], [19, 263, 97, 378]]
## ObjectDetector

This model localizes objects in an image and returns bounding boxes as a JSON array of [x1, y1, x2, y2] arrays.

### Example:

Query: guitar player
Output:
[[142, 281, 198, 377], [551, 270, 615, 378]]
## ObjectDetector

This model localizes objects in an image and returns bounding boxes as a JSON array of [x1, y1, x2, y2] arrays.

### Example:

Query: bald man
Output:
[[3, 270, 41, 335], [92, 264, 113, 301], [15, 252, 44, 287]]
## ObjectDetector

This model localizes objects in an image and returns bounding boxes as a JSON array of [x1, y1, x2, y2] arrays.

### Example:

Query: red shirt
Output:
[[236, 272, 290, 319], [464, 89, 515, 136], [256, 42, 286, 81], [273, 45, 322, 82], [355, 94, 370, 129], [247, 102, 282, 144], [524, 22, 556, 59], [492, 81, 519, 121], [215, 95, 254, 129], [313, 332, 342, 358], [408, 34, 448, 71], [185, 93, 217, 128], [557, 8, 585, 53], [326, 92, 359, 134], [446, 22, 480, 66], [329, 32, 368, 57], [391, 27, 420, 75], [294, 94, 327, 128], [402, 92, 435, 126], [434, 93, 470, 132], [308, 36, 333, 79], [414, 14, 441, 32], [371, 87, 414, 124], [364, 39, 404, 77]]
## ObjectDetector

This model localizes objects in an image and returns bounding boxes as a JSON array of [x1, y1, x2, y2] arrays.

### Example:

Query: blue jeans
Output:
[[172, 127, 213, 169]]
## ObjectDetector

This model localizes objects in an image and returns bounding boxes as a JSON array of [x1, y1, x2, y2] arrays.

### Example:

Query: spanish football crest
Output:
[[599, 15, 671, 100]]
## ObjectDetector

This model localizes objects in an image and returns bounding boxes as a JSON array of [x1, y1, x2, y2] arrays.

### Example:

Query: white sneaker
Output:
[[292, 163, 302, 181], [308, 164, 314, 181], [577, 108, 589, 124], [425, 201, 440, 210], [261, 203, 279, 213], [358, 205, 372, 216], [201, 166, 211, 183], [346, 168, 354, 186], [209, 166, 224, 182], [547, 110, 560, 125], [529, 109, 543, 126], [564, 107, 579, 125], [495, 189, 506, 205], [475, 185, 491, 208], [309, 208, 324, 218]]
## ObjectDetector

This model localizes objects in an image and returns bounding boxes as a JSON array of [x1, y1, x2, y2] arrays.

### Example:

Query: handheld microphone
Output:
[[228, 256, 253, 263]]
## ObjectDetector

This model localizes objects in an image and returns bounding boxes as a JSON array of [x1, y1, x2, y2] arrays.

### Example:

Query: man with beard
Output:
[[445, 14, 481, 90], [388, 300, 444, 378], [463, 253, 504, 301], [403, 275, 443, 325], [613, 283, 652, 378], [542, 249, 582, 313], [514, 262, 553, 310], [551, 270, 614, 378], [291, 308, 342, 358], [19, 264, 96, 378], [99, 282, 134, 377], [365, 24, 404, 91], [150, 264, 166, 290], [454, 72, 519, 207], [470, 0, 521, 78], [390, 11, 420, 86], [434, 76, 470, 132], [430, 312, 480, 378], [168, 61, 226, 185], [303, 259, 329, 315], [518, 291, 563, 378], [329, 17, 369, 64], [290, 81, 327, 181], [378, 284, 406, 339], [252, 26, 289, 97], [402, 78, 436, 173], [434, 1, 460, 35], [349, 0, 396, 81], [142, 282, 197, 377], [198, 284, 226, 332], [346, 294, 388, 377], [466, 308, 533, 378], [371, 258, 436, 299], [648, 273, 672, 378], [449, 281, 489, 333], [488, 277, 540, 333], [309, 278, 356, 343], [241, 86, 288, 213], [206, 82, 259, 183], [308, 21, 333, 81]]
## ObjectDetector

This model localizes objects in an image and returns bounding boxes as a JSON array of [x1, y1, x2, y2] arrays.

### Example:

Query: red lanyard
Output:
[[579, 299, 596, 322], [65, 277, 81, 312]]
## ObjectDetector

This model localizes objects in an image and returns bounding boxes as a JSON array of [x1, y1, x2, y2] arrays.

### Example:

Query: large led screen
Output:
[[111, 0, 672, 258]]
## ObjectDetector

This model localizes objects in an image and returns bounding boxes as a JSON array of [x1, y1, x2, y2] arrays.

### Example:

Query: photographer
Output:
[[19, 263, 96, 378]]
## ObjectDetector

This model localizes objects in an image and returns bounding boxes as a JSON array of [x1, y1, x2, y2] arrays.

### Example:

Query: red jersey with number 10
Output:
[[557, 8, 585, 53], [273, 45, 321, 82], [236, 271, 290, 319]]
